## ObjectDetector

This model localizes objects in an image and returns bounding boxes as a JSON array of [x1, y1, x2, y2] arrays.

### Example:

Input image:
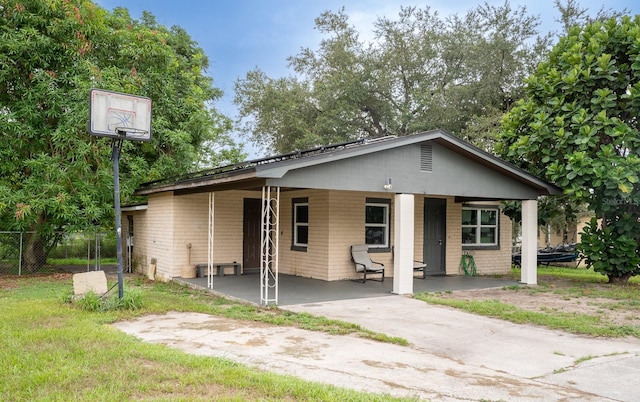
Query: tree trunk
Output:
[[22, 232, 46, 273], [608, 272, 632, 284]]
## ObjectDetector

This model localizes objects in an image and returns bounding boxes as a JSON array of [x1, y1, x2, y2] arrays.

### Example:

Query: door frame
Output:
[[243, 198, 262, 272], [423, 198, 446, 275]]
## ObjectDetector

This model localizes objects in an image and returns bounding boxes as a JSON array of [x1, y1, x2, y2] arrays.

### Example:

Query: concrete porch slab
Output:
[[176, 273, 521, 306]]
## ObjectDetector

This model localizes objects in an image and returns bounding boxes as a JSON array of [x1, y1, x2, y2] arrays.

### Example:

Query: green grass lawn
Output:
[[48, 257, 118, 266], [5, 267, 638, 400], [0, 276, 409, 401], [416, 266, 640, 338]]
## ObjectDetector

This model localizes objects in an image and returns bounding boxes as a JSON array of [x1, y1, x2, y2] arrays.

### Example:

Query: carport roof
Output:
[[136, 130, 561, 196]]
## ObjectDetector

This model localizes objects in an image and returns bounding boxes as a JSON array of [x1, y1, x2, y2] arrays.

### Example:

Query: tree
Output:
[[235, 3, 550, 154], [0, 0, 240, 271], [554, 0, 629, 35], [498, 16, 640, 283]]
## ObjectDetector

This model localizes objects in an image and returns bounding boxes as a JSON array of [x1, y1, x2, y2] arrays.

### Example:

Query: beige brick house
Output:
[[123, 130, 559, 303]]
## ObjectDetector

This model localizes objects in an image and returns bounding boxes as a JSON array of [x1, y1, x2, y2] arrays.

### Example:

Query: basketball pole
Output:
[[89, 88, 152, 300], [111, 135, 125, 299]]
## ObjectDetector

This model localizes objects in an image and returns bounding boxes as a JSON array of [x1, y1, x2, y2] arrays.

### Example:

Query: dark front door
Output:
[[424, 198, 446, 275], [243, 198, 261, 272]]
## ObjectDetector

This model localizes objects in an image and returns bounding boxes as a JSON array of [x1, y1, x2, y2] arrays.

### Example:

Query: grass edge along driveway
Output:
[[0, 276, 411, 402], [416, 266, 640, 338]]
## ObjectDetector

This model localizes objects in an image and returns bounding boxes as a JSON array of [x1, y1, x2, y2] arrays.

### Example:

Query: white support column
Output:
[[521, 199, 538, 285], [393, 193, 415, 295], [260, 186, 280, 306], [207, 192, 214, 289]]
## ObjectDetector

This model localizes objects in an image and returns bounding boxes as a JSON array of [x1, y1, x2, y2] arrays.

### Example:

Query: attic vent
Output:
[[420, 144, 433, 172]]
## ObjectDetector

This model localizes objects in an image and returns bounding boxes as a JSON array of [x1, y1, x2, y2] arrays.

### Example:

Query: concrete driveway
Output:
[[114, 295, 640, 401]]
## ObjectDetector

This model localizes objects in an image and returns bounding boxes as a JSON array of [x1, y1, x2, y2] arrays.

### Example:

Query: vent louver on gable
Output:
[[420, 144, 433, 172]]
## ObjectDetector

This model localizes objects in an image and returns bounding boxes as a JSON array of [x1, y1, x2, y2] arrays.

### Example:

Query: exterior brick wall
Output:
[[279, 189, 331, 279], [459, 204, 513, 276], [142, 192, 175, 280], [327, 191, 368, 280], [133, 190, 261, 280], [210, 190, 253, 267], [172, 193, 209, 274], [279, 189, 397, 281], [179, 190, 260, 274], [445, 198, 463, 275], [131, 189, 515, 282], [326, 191, 395, 280]]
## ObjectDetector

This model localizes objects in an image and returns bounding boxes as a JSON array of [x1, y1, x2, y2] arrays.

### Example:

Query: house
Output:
[[122, 130, 560, 305], [537, 212, 592, 249]]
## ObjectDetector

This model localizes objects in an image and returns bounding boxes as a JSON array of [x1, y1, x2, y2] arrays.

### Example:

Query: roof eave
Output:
[[136, 170, 260, 195]]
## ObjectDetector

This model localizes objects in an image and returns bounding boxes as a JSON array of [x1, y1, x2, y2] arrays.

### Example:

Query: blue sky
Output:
[[94, 1, 640, 157]]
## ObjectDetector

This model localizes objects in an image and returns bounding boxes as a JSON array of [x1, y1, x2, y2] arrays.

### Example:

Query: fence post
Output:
[[98, 234, 101, 270], [94, 233, 99, 271], [87, 235, 90, 272], [18, 232, 23, 276]]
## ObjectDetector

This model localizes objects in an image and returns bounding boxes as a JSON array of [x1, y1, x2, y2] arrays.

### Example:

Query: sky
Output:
[[94, 0, 640, 157]]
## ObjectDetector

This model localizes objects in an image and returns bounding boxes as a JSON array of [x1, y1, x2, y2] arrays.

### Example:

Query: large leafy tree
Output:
[[0, 0, 240, 270], [235, 3, 551, 154], [498, 16, 640, 283]]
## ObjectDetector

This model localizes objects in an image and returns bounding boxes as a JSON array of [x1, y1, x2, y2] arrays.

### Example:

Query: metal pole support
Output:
[[112, 138, 125, 299]]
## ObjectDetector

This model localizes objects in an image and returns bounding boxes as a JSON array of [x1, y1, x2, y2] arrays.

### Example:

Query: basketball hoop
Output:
[[88, 89, 152, 142], [87, 88, 153, 300], [114, 127, 150, 140]]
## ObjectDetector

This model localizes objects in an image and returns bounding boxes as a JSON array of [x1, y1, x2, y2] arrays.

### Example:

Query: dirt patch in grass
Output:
[[0, 276, 22, 290], [433, 275, 640, 328]]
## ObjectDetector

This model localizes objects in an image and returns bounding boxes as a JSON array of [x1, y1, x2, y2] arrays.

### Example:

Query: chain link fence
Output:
[[0, 231, 117, 276]]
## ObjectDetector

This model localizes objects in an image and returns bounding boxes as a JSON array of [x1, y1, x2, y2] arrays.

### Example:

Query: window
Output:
[[126, 215, 134, 247], [462, 207, 498, 247], [127, 215, 134, 234], [292, 198, 308, 250], [365, 199, 390, 249]]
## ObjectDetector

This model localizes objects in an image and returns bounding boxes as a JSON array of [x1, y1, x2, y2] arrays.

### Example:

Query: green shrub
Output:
[[112, 288, 144, 310], [76, 291, 103, 311], [579, 217, 640, 284], [73, 289, 143, 312]]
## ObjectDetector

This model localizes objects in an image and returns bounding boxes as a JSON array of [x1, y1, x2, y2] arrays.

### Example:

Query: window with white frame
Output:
[[365, 199, 390, 248], [462, 207, 498, 247], [292, 198, 308, 250]]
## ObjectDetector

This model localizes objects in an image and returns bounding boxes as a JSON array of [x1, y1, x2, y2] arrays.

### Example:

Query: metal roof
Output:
[[136, 130, 561, 196], [136, 138, 370, 194]]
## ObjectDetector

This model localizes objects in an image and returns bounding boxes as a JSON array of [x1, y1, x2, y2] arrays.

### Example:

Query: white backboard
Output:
[[88, 89, 152, 141]]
